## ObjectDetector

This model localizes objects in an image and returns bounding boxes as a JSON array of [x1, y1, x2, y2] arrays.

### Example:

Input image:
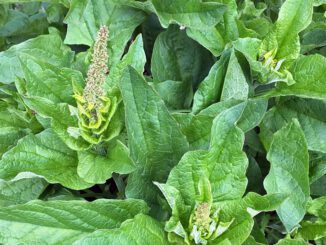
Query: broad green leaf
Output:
[[175, 100, 239, 150], [242, 18, 272, 39], [64, 0, 146, 67], [0, 129, 92, 190], [246, 157, 264, 193], [267, 54, 326, 100], [19, 54, 83, 105], [237, 98, 268, 132], [63, 0, 91, 45], [259, 97, 326, 153], [0, 9, 48, 41], [77, 140, 135, 184], [0, 178, 47, 207], [311, 175, 326, 196], [0, 199, 149, 245], [240, 0, 266, 19], [243, 235, 265, 245], [220, 49, 249, 101], [233, 37, 261, 64], [74, 214, 168, 245], [23, 97, 90, 151], [166, 103, 248, 205], [151, 25, 213, 108], [264, 119, 310, 232], [301, 25, 326, 53], [154, 181, 190, 228], [110, 0, 155, 12], [176, 99, 267, 150], [243, 192, 288, 213], [216, 0, 239, 42], [213, 200, 254, 244], [232, 37, 276, 84], [297, 221, 326, 240], [45, 3, 68, 24], [307, 197, 326, 220], [43, 186, 83, 201], [192, 50, 230, 113], [309, 152, 326, 184], [120, 66, 189, 205], [150, 0, 226, 29], [153, 80, 193, 109], [186, 27, 225, 56], [276, 238, 307, 245], [0, 106, 41, 157], [0, 31, 73, 84], [313, 0, 326, 4], [105, 34, 146, 91], [261, 0, 313, 60]]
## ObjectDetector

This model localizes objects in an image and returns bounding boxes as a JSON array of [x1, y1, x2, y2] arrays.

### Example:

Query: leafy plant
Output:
[[0, 0, 325, 244]]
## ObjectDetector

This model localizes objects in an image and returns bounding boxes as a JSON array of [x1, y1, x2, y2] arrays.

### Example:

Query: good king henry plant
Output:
[[0, 0, 325, 244]]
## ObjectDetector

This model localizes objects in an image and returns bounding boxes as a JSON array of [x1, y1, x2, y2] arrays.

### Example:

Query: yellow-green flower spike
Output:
[[74, 25, 121, 145]]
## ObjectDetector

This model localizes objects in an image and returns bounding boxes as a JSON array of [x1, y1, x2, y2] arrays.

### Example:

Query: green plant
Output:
[[0, 0, 325, 244]]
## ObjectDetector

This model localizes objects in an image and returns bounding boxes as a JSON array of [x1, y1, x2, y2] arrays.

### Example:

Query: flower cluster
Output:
[[74, 25, 120, 145], [188, 202, 234, 245], [261, 49, 285, 72]]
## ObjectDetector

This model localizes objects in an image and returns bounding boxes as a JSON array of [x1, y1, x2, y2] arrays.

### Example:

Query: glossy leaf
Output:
[[0, 31, 73, 84], [269, 54, 326, 100], [77, 140, 135, 184], [74, 214, 168, 245], [0, 199, 148, 245], [0, 129, 92, 190], [64, 0, 146, 67], [120, 66, 189, 205], [150, 0, 226, 29], [0, 178, 48, 207], [264, 119, 310, 232]]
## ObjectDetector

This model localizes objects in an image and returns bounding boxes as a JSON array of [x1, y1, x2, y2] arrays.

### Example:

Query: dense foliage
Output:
[[0, 0, 325, 244]]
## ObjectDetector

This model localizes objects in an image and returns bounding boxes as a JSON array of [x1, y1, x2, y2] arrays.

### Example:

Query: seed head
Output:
[[83, 25, 109, 106]]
